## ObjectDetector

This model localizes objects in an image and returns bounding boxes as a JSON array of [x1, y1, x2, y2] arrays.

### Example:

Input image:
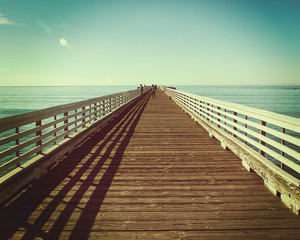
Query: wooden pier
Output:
[[0, 90, 300, 239]]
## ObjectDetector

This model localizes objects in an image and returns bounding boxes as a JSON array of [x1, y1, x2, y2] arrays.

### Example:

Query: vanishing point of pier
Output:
[[0, 88, 299, 239]]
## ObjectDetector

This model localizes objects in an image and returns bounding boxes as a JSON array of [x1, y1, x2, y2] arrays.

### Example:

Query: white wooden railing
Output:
[[164, 87, 300, 187], [0, 88, 148, 178]]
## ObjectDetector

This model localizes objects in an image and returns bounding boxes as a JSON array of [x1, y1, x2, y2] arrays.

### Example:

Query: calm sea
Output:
[[0, 86, 137, 119], [0, 85, 299, 119], [176, 85, 300, 119]]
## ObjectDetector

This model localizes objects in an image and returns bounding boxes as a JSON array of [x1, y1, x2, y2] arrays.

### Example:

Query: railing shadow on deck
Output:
[[0, 93, 150, 240]]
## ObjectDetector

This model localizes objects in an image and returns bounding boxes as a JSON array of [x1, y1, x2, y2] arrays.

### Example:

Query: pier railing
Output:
[[0, 88, 149, 202], [165, 87, 300, 213]]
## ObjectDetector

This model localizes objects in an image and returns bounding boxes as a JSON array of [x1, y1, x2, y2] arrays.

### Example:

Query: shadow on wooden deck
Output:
[[1, 90, 300, 240], [0, 93, 150, 240]]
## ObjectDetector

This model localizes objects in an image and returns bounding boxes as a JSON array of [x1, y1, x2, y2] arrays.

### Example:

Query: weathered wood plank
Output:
[[8, 230, 300, 240], [0, 90, 299, 240], [3, 219, 300, 231], [20, 210, 298, 221]]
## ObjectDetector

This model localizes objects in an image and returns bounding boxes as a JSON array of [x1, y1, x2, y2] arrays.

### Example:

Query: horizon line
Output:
[[0, 84, 300, 87]]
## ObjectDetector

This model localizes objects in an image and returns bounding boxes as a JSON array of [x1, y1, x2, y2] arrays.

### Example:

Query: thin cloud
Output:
[[37, 20, 65, 34], [37, 19, 52, 34], [0, 13, 15, 25], [55, 23, 66, 28]]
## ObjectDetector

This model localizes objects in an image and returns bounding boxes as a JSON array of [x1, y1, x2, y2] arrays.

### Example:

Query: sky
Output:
[[0, 0, 300, 86]]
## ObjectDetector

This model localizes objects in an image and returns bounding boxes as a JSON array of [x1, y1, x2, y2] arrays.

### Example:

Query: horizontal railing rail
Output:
[[0, 88, 149, 178], [165, 88, 300, 187]]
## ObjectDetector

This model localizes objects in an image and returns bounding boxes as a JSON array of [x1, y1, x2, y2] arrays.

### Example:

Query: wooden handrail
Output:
[[175, 90, 300, 132], [0, 88, 149, 177], [165, 87, 300, 186]]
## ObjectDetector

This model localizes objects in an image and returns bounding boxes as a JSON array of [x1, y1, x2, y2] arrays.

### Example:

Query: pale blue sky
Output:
[[0, 0, 300, 86]]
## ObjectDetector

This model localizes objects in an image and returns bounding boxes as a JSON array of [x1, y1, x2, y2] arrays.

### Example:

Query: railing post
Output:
[[115, 96, 119, 109], [200, 101, 203, 117], [94, 103, 97, 122], [110, 98, 113, 112], [107, 99, 110, 113], [281, 128, 285, 170], [54, 115, 57, 145], [82, 106, 86, 127], [89, 104, 92, 120], [259, 120, 266, 156], [244, 116, 247, 144], [207, 103, 210, 121], [36, 120, 42, 155], [64, 112, 68, 139], [196, 100, 200, 115], [74, 110, 77, 132], [224, 109, 227, 132], [217, 107, 220, 128], [16, 127, 20, 158], [233, 112, 237, 138], [101, 101, 104, 117]]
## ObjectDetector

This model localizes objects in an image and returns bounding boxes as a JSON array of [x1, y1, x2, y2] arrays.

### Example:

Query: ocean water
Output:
[[0, 86, 139, 172], [1, 85, 299, 119], [0, 86, 138, 119], [175, 85, 300, 119]]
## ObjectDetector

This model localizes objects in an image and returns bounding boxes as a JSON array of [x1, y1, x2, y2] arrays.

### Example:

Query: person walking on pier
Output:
[[151, 84, 156, 98], [140, 84, 143, 95]]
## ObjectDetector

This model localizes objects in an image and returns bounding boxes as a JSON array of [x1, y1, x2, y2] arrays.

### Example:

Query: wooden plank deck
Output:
[[0, 90, 299, 240]]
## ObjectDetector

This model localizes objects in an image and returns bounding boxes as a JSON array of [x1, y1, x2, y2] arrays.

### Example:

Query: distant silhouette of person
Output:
[[140, 84, 143, 95], [155, 84, 157, 91], [151, 84, 156, 98]]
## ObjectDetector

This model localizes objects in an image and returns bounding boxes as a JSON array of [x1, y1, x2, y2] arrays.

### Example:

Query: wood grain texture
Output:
[[0, 90, 299, 240]]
